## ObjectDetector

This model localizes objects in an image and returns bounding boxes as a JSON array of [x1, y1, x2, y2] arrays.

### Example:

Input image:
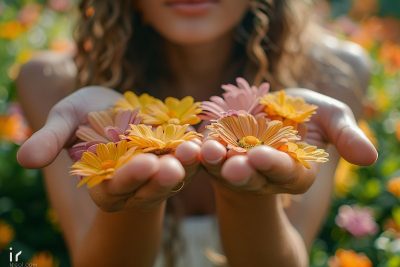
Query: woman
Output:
[[16, 0, 377, 266]]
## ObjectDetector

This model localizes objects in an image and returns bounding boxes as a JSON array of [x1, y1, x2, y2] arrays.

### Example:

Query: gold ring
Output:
[[171, 180, 185, 193]]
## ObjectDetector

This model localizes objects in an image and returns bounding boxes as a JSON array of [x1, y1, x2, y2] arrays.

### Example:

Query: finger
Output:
[[106, 153, 160, 196], [221, 155, 254, 185], [287, 89, 377, 166], [125, 156, 185, 208], [326, 108, 377, 166], [200, 140, 227, 176], [247, 146, 317, 194], [175, 141, 201, 177], [17, 87, 121, 168]]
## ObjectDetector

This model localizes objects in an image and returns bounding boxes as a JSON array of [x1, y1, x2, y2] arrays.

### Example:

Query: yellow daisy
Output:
[[70, 141, 137, 188], [260, 90, 317, 126], [125, 124, 202, 155], [114, 91, 157, 111], [141, 96, 202, 125], [206, 113, 299, 153], [278, 142, 329, 169]]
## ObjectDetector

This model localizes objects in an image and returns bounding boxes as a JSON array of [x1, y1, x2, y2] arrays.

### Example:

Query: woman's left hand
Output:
[[200, 89, 378, 195]]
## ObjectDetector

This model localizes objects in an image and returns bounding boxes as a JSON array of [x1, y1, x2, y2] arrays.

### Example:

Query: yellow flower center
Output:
[[238, 135, 262, 149], [101, 160, 116, 170]]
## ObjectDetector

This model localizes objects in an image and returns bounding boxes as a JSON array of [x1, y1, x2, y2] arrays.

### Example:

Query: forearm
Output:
[[214, 185, 308, 267], [72, 203, 165, 267]]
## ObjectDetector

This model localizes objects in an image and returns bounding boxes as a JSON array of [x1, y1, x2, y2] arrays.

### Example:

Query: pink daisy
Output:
[[69, 109, 141, 161], [200, 77, 270, 120]]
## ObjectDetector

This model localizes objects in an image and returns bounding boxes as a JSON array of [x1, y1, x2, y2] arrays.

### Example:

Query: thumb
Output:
[[17, 86, 121, 168]]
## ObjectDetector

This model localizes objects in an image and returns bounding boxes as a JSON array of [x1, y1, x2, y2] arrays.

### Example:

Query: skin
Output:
[[16, 1, 377, 266]]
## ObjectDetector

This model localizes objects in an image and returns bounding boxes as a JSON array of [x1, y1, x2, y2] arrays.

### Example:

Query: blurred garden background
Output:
[[0, 0, 399, 266]]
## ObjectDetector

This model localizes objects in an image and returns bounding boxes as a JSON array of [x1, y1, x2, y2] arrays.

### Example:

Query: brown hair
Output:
[[74, 0, 313, 92]]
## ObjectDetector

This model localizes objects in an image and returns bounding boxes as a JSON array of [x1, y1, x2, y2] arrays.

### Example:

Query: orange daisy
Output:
[[260, 90, 317, 127], [207, 113, 299, 153], [278, 142, 329, 169], [125, 124, 202, 155]]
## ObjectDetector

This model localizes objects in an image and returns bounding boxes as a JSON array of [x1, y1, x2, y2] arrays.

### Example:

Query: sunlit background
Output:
[[0, 0, 399, 266]]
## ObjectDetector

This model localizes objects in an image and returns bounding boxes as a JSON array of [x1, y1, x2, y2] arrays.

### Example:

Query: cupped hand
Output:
[[201, 89, 378, 195], [17, 86, 201, 211]]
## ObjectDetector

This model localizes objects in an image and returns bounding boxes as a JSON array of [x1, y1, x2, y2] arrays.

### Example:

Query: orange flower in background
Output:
[[29, 251, 58, 267], [0, 113, 30, 144], [0, 21, 26, 40], [70, 141, 137, 188], [349, 0, 378, 20], [378, 41, 400, 74], [334, 159, 359, 197], [50, 38, 75, 54], [125, 124, 201, 155], [260, 90, 317, 128], [207, 113, 299, 153], [329, 249, 372, 267], [278, 142, 329, 169], [350, 17, 400, 49], [0, 220, 14, 250], [387, 177, 400, 198], [358, 120, 378, 148]]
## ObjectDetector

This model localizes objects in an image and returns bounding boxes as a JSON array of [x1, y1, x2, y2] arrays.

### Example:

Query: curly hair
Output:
[[74, 0, 312, 92]]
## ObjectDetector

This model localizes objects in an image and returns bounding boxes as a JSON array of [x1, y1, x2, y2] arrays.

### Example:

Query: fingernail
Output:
[[205, 156, 223, 165]]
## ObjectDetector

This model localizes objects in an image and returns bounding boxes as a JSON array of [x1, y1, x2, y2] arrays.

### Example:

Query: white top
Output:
[[154, 216, 225, 267]]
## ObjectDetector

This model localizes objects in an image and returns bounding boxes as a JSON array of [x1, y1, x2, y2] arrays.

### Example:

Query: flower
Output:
[[358, 120, 378, 147], [329, 249, 372, 267], [69, 109, 140, 161], [387, 177, 400, 198], [114, 91, 157, 112], [18, 3, 41, 27], [70, 141, 137, 188], [260, 90, 317, 127], [335, 205, 378, 237], [0, 21, 25, 40], [278, 142, 329, 169], [142, 96, 202, 125], [0, 220, 14, 249], [0, 112, 30, 144], [207, 113, 299, 153], [125, 124, 202, 155], [29, 251, 58, 267], [334, 159, 359, 197], [200, 77, 270, 120], [378, 41, 400, 75], [48, 0, 72, 12]]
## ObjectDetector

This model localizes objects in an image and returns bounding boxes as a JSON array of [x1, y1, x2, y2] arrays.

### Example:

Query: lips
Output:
[[165, 0, 219, 16]]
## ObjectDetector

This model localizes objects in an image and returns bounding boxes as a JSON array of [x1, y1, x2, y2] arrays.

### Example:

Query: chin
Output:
[[157, 22, 232, 45]]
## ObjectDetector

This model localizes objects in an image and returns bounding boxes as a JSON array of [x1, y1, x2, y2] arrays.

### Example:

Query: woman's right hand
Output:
[[17, 86, 201, 212]]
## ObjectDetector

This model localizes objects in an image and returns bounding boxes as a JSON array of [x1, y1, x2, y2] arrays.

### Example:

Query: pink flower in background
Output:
[[18, 4, 41, 27], [69, 109, 141, 161], [48, 0, 71, 12], [336, 205, 378, 237], [200, 77, 270, 120]]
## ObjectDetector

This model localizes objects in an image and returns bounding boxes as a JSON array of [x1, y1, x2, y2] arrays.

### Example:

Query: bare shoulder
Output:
[[304, 33, 372, 118], [16, 52, 77, 129]]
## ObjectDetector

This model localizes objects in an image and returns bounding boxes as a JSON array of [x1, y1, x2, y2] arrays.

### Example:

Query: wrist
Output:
[[212, 180, 279, 211]]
